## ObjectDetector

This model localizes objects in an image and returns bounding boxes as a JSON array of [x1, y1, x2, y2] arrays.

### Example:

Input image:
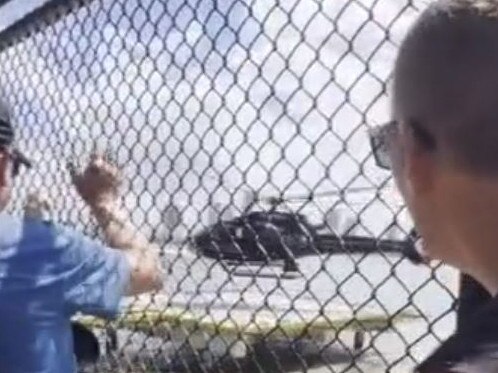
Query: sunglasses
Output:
[[1, 148, 28, 178], [369, 121, 399, 170], [369, 120, 436, 170], [10, 150, 25, 177]]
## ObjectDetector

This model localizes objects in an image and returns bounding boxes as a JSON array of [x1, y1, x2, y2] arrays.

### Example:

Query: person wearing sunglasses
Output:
[[0, 99, 164, 373], [369, 1, 498, 372]]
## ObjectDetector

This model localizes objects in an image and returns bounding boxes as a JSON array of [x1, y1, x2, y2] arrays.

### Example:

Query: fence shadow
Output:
[[87, 338, 359, 373]]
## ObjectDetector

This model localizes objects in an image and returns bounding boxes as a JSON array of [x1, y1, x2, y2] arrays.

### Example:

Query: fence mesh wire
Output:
[[0, 0, 460, 372]]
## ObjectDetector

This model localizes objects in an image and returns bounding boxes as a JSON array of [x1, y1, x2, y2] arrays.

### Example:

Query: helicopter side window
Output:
[[235, 227, 244, 239], [210, 224, 234, 242], [273, 218, 299, 235], [210, 227, 221, 240]]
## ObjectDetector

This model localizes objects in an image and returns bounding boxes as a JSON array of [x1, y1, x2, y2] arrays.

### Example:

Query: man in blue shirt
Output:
[[0, 99, 163, 372]]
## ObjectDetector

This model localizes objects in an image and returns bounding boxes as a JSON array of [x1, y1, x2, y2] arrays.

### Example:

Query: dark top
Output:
[[417, 292, 498, 372]]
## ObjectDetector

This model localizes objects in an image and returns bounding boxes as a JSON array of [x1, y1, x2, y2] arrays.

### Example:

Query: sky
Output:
[[0, 0, 430, 241], [0, 0, 50, 31]]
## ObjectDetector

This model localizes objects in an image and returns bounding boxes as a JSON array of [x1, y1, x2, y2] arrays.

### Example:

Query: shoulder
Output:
[[0, 212, 87, 252], [417, 297, 498, 373], [0, 213, 47, 244]]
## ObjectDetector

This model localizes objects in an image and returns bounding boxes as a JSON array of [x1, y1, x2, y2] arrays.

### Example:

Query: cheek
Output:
[[391, 149, 407, 196], [0, 186, 11, 210], [395, 177, 443, 259], [0, 167, 13, 210], [390, 150, 434, 244]]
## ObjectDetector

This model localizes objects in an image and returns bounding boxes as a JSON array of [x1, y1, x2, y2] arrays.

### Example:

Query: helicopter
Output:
[[190, 188, 425, 272]]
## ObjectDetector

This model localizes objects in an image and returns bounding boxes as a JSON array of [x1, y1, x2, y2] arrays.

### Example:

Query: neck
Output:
[[447, 233, 498, 295], [443, 181, 498, 296]]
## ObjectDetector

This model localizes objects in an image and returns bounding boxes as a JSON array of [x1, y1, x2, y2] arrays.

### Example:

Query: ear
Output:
[[401, 126, 436, 195]]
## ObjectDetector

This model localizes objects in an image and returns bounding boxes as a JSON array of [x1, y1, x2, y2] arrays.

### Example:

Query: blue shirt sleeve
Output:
[[54, 225, 131, 319]]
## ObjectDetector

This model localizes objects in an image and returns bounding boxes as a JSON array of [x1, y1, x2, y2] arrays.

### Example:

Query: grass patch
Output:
[[75, 307, 419, 340]]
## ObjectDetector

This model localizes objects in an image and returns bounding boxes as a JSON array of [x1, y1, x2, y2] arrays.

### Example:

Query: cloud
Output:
[[0, 0, 426, 237]]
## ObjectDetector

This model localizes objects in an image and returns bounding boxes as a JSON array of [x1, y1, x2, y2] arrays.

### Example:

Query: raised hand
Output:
[[68, 153, 122, 209]]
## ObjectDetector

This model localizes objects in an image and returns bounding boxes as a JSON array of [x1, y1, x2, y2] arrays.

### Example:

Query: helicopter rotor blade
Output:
[[257, 186, 385, 204]]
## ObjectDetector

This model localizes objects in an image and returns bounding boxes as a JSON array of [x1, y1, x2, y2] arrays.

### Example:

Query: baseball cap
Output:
[[0, 99, 32, 170]]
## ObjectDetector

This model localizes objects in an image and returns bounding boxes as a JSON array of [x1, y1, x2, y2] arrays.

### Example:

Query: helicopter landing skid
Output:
[[223, 259, 284, 267], [230, 265, 302, 279]]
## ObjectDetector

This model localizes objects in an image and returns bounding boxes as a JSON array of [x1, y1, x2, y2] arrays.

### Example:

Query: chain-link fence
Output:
[[0, 0, 461, 372]]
